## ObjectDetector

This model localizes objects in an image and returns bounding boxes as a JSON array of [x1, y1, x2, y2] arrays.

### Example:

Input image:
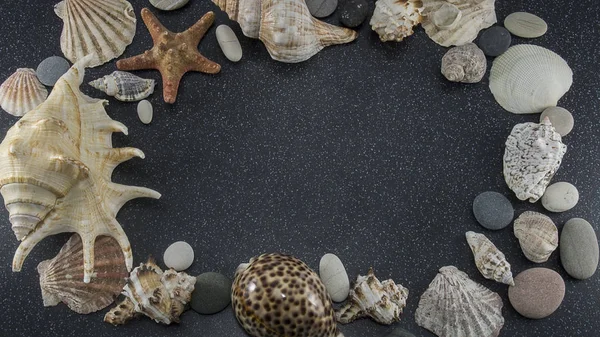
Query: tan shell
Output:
[[465, 231, 514, 286], [0, 68, 48, 117], [369, 0, 424, 42], [513, 211, 558, 263], [441, 43, 486, 83]]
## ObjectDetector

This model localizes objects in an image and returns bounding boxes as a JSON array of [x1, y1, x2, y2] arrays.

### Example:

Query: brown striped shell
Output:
[[0, 68, 48, 117]]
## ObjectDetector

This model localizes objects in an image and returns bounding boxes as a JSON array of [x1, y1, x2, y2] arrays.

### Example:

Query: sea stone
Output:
[[339, 0, 369, 28], [149, 0, 189, 11], [560, 218, 599, 279], [190, 272, 232, 314], [163, 241, 194, 271], [477, 26, 511, 57], [137, 100, 153, 125], [36, 56, 70, 86], [540, 107, 574, 136], [216, 25, 243, 62], [306, 0, 338, 18], [504, 12, 548, 38], [472, 191, 514, 230], [508, 268, 565, 319], [386, 327, 416, 337], [541, 182, 579, 212], [319, 253, 350, 302]]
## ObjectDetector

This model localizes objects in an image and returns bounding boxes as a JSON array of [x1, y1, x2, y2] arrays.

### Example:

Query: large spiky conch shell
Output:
[[212, 0, 358, 63], [0, 55, 161, 283]]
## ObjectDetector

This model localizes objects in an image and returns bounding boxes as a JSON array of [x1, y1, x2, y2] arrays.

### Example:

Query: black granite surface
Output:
[[0, 0, 599, 336]]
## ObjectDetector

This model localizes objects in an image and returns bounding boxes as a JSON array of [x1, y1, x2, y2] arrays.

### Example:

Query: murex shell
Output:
[[465, 231, 514, 286], [212, 0, 358, 63], [37, 234, 128, 314], [54, 0, 136, 67], [232, 253, 344, 337], [513, 211, 558, 263], [369, 0, 424, 42], [104, 258, 196, 325], [503, 118, 566, 202], [489, 45, 573, 114], [89, 71, 155, 102], [0, 68, 48, 117], [336, 267, 409, 325], [441, 43, 486, 83], [415, 266, 504, 337], [0, 55, 161, 283]]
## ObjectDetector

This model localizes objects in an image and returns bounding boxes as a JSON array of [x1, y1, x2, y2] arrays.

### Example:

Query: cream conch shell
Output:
[[369, 0, 424, 42], [465, 231, 514, 286], [89, 71, 155, 102]]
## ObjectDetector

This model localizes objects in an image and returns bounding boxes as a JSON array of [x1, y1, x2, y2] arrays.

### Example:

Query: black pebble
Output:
[[339, 0, 369, 28], [478, 26, 512, 57]]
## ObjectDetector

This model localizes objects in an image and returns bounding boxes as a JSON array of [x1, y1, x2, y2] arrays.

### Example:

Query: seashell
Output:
[[513, 211, 558, 263], [421, 0, 497, 47], [0, 68, 48, 117], [415, 266, 504, 337], [489, 44, 572, 114], [336, 267, 409, 325], [441, 43, 486, 83], [54, 0, 136, 67], [89, 71, 155, 102], [212, 0, 358, 63], [0, 55, 161, 283], [369, 0, 424, 42], [104, 258, 196, 325], [232, 253, 344, 337], [37, 234, 128, 314], [503, 118, 566, 202], [465, 231, 514, 286]]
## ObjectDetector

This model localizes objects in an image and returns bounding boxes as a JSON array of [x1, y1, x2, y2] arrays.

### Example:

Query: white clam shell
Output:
[[369, 0, 423, 42], [514, 211, 558, 263], [465, 231, 514, 285], [0, 68, 48, 117]]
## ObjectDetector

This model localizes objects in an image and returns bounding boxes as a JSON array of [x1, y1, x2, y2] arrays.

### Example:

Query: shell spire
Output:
[[465, 231, 514, 286]]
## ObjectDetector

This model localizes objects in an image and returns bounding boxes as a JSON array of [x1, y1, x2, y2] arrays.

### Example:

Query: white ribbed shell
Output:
[[514, 211, 559, 263], [369, 0, 423, 42], [0, 69, 48, 117]]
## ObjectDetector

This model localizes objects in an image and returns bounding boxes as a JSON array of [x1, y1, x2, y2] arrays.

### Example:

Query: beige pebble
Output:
[[137, 100, 153, 124], [504, 12, 548, 38], [216, 25, 242, 62], [540, 107, 574, 136]]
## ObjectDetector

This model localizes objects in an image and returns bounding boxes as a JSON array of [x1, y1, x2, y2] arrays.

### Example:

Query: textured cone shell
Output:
[[37, 234, 128, 314], [465, 231, 514, 286], [489, 45, 572, 114], [369, 0, 424, 42], [513, 211, 558, 263], [55, 0, 136, 67], [88, 71, 155, 102], [1, 184, 57, 240], [0, 68, 48, 117]]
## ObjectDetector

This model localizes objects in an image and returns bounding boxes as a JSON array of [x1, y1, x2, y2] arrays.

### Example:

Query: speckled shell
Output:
[[37, 234, 128, 314], [465, 231, 514, 286], [232, 253, 344, 337], [369, 0, 424, 42], [336, 267, 409, 325], [503, 118, 566, 202], [89, 71, 155, 102], [0, 68, 48, 117], [415, 266, 504, 337], [513, 211, 558, 263], [441, 43, 486, 83]]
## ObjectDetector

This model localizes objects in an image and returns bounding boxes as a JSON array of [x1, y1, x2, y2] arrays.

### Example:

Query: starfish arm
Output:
[[189, 52, 221, 74], [141, 7, 170, 43], [186, 11, 216, 46], [160, 68, 185, 104], [116, 51, 158, 71]]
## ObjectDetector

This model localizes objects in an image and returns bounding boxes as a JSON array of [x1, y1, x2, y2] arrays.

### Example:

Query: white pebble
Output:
[[216, 25, 242, 62], [541, 182, 579, 212], [163, 241, 194, 271], [319, 253, 350, 302], [540, 107, 574, 136], [137, 100, 153, 124]]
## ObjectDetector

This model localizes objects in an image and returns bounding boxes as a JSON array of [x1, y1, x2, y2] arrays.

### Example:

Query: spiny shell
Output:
[[37, 234, 128, 314], [421, 0, 497, 47], [89, 71, 155, 102], [465, 231, 514, 286], [514, 211, 558, 263], [415, 266, 504, 337], [54, 0, 136, 67], [336, 267, 409, 325], [441, 43, 486, 83], [489, 45, 572, 114], [232, 253, 344, 337], [503, 118, 566, 202], [0, 55, 161, 283], [369, 0, 424, 42], [0, 68, 48, 117]]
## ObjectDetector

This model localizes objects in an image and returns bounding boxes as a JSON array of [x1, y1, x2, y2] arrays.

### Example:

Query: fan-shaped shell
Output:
[[489, 45, 572, 114], [465, 231, 514, 286], [0, 68, 48, 117], [89, 71, 155, 102], [415, 266, 504, 337], [54, 0, 136, 67], [369, 0, 423, 42], [513, 211, 558, 263], [441, 43, 486, 83]]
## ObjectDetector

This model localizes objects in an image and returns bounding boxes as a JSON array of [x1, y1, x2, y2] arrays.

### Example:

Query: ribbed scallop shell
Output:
[[54, 0, 136, 67], [369, 0, 424, 42], [0, 68, 48, 117], [513, 211, 558, 263], [489, 45, 573, 114], [441, 43, 486, 83], [37, 234, 128, 314], [89, 71, 155, 102], [415, 266, 504, 337], [465, 231, 514, 286]]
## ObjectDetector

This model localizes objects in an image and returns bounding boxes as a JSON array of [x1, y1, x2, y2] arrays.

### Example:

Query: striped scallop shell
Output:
[[0, 68, 48, 117], [490, 45, 572, 114], [37, 234, 128, 314], [54, 0, 136, 67], [514, 211, 558, 263]]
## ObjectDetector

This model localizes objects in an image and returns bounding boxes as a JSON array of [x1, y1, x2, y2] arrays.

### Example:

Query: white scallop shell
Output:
[[0, 69, 48, 117], [465, 231, 514, 286], [369, 0, 423, 42], [489, 45, 573, 114], [513, 211, 558, 263]]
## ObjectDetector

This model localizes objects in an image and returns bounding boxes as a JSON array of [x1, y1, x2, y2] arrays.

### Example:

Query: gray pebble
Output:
[[339, 0, 369, 28], [540, 107, 574, 136], [508, 268, 565, 319], [385, 327, 416, 337], [190, 272, 232, 314], [504, 12, 548, 38], [149, 0, 189, 11], [163, 241, 194, 271], [477, 26, 511, 57], [560, 218, 599, 280], [541, 182, 579, 212], [36, 56, 70, 86], [319, 253, 350, 302], [472, 191, 514, 230], [137, 100, 153, 125], [306, 0, 338, 18]]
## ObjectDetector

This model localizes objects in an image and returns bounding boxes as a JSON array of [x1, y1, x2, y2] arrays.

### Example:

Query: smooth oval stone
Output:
[[504, 12, 548, 38], [540, 107, 574, 136], [560, 218, 599, 279], [216, 25, 242, 62], [478, 26, 511, 57], [319, 253, 350, 302], [472, 191, 514, 230], [339, 0, 369, 28], [163, 241, 194, 271], [149, 0, 189, 11], [190, 272, 232, 314], [306, 0, 338, 18], [36, 56, 70, 86], [508, 268, 565, 319], [386, 327, 416, 337], [541, 182, 579, 212], [137, 100, 153, 125]]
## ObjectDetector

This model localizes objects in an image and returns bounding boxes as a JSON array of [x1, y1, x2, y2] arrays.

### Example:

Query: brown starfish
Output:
[[116, 8, 221, 104]]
